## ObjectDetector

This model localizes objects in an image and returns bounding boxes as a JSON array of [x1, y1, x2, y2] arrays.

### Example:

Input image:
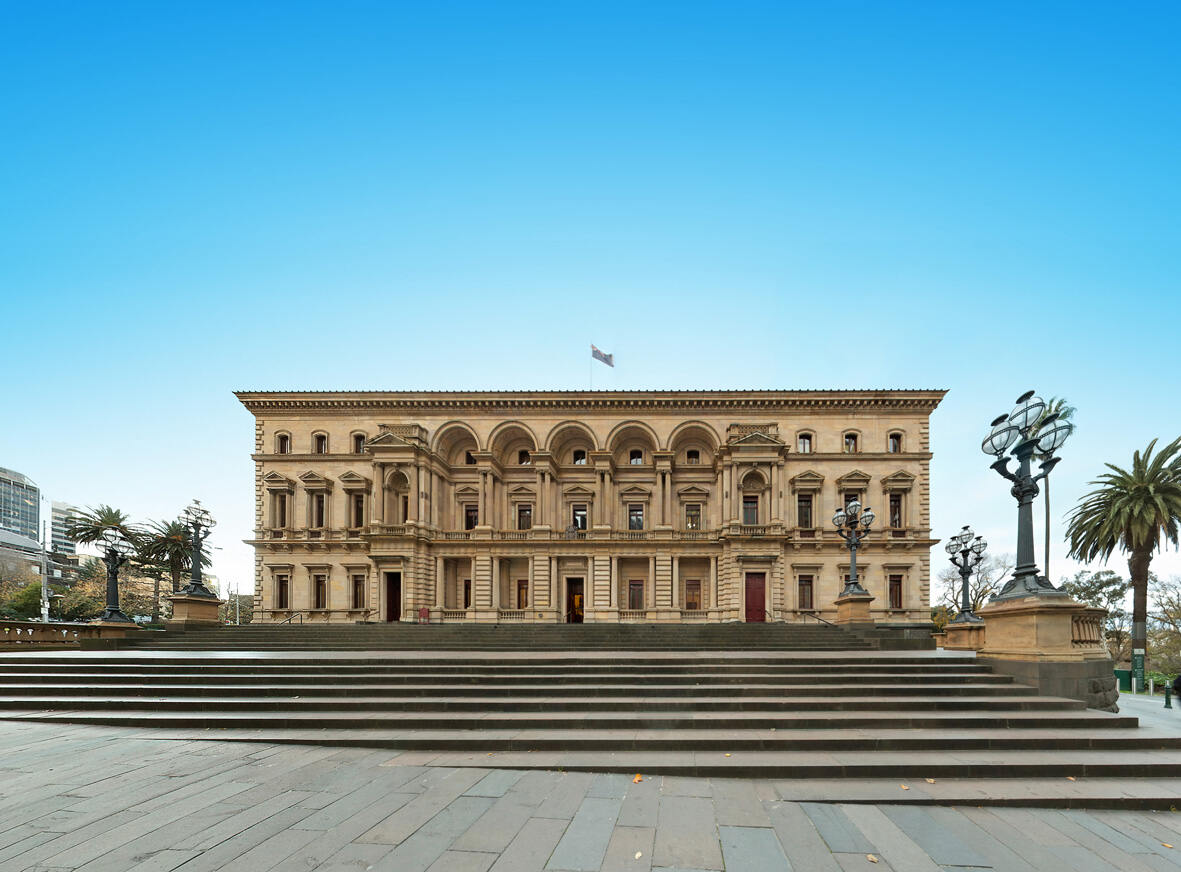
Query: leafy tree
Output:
[[130, 559, 170, 624], [1147, 576, 1181, 675], [64, 505, 141, 547], [0, 582, 44, 620], [1059, 569, 1131, 660], [1066, 436, 1181, 665], [936, 553, 1015, 615], [1030, 397, 1076, 578]]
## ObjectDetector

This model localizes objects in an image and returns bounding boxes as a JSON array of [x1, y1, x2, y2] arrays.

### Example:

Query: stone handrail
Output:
[[1, 620, 142, 647]]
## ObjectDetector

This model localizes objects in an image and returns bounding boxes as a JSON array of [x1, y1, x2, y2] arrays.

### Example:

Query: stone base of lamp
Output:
[[166, 594, 224, 629], [942, 621, 986, 651], [834, 592, 875, 625], [90, 621, 141, 636], [976, 595, 1117, 711]]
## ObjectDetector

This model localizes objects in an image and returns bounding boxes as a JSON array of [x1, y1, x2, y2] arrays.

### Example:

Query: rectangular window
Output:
[[628, 504, 644, 530], [462, 579, 472, 609], [275, 493, 287, 528], [844, 491, 860, 509], [743, 496, 758, 525], [685, 504, 701, 530], [684, 580, 702, 610], [352, 574, 365, 609], [889, 574, 903, 609], [844, 433, 858, 453], [517, 579, 528, 609], [313, 493, 326, 527], [796, 494, 812, 528], [890, 494, 903, 528], [276, 574, 289, 609], [401, 495, 409, 522], [353, 494, 365, 527], [797, 434, 812, 453], [353, 434, 365, 453], [464, 505, 479, 530], [517, 504, 533, 530], [628, 580, 644, 610], [888, 433, 902, 453], [798, 575, 814, 610], [313, 574, 327, 610], [572, 504, 588, 530]]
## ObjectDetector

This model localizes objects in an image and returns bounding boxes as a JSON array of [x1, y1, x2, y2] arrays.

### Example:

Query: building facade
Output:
[[0, 467, 39, 542], [50, 502, 81, 556], [238, 390, 945, 625]]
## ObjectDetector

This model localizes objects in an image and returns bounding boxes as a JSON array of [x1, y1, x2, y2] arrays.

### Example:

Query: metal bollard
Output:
[[1167, 684, 1174, 710]]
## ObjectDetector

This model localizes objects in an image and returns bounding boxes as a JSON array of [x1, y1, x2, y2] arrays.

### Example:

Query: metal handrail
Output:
[[277, 612, 303, 624], [798, 610, 836, 627]]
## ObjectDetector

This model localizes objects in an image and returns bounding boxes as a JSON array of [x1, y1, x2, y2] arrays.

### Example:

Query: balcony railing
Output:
[[438, 530, 472, 540], [679, 609, 708, 620], [619, 609, 648, 621], [440, 609, 469, 620], [499, 530, 530, 540], [620, 530, 651, 540], [496, 609, 528, 621]]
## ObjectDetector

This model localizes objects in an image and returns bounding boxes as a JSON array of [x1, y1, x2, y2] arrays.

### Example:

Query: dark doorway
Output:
[[566, 578, 584, 623], [744, 572, 766, 622], [385, 572, 401, 622]]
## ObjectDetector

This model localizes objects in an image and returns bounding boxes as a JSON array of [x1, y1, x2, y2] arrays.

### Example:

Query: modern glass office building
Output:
[[0, 467, 39, 542]]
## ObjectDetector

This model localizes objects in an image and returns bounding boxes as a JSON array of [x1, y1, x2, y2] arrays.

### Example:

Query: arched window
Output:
[[797, 433, 812, 454], [888, 432, 903, 453], [686, 449, 700, 464], [464, 451, 477, 465], [573, 449, 587, 465], [314, 433, 328, 454], [843, 433, 859, 454], [353, 433, 366, 454], [629, 449, 643, 465], [518, 449, 531, 465], [276, 434, 291, 455]]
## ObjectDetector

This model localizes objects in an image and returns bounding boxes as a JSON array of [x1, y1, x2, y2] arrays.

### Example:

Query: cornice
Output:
[[235, 389, 948, 415]]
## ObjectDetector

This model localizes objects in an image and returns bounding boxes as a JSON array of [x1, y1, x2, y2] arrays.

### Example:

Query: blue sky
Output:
[[2, 1, 1179, 595]]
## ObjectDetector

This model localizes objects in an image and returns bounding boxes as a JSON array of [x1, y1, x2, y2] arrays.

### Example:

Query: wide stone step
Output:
[[0, 692, 1079, 711]]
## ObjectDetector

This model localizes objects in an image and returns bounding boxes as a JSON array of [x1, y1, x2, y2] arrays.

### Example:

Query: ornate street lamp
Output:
[[98, 528, 136, 623], [945, 525, 987, 623], [981, 390, 1074, 600], [179, 500, 217, 598], [833, 499, 875, 596]]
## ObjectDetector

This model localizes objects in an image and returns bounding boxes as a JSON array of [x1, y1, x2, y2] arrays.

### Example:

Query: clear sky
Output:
[[3, 1, 1179, 597]]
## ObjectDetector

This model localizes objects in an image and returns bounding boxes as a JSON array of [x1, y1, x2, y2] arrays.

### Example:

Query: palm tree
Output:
[[137, 520, 210, 594], [1065, 436, 1181, 666], [1030, 397, 1077, 579], [64, 505, 140, 547]]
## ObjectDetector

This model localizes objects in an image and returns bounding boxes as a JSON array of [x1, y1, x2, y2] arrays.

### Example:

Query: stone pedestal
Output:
[[943, 620, 986, 651], [166, 594, 224, 629], [834, 592, 875, 625], [977, 595, 1117, 711]]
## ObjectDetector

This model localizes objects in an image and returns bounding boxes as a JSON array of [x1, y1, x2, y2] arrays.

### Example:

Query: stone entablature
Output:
[[237, 389, 945, 625]]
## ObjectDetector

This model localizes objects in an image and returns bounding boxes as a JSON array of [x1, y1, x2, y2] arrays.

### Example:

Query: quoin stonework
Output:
[[237, 390, 945, 624]]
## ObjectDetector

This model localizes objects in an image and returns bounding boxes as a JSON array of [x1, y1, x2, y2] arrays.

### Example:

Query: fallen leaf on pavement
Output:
[[925, 778, 936, 784], [867, 854, 879, 863], [633, 774, 643, 783], [635, 851, 643, 859], [900, 784, 909, 790]]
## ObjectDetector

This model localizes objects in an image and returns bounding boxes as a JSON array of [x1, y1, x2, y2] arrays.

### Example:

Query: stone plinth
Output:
[[834, 592, 875, 625], [977, 595, 1117, 711], [167, 594, 224, 629], [943, 621, 985, 651]]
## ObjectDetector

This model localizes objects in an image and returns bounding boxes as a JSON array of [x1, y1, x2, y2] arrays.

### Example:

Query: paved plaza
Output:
[[0, 693, 1180, 872]]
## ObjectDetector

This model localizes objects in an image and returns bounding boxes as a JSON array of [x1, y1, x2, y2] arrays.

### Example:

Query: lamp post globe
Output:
[[98, 528, 135, 624], [179, 500, 218, 598], [946, 525, 986, 624], [981, 390, 1074, 601]]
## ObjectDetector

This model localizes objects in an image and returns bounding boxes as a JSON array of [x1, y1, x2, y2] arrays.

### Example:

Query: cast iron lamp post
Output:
[[98, 528, 136, 623], [179, 500, 217, 598], [981, 390, 1074, 600], [946, 525, 987, 623], [833, 500, 875, 596]]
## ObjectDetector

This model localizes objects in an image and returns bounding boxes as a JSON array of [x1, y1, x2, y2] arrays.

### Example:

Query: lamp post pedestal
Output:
[[166, 593, 224, 629], [834, 591, 875, 625], [976, 595, 1117, 710], [943, 621, 986, 650]]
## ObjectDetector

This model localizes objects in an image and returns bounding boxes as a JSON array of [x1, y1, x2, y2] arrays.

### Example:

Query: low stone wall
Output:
[[0, 620, 140, 648], [980, 657, 1120, 712]]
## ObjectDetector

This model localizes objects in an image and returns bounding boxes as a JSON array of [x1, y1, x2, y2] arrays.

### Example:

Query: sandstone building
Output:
[[237, 390, 945, 624]]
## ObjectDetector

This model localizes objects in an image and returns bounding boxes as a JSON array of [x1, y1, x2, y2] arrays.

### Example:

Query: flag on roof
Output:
[[591, 345, 614, 367]]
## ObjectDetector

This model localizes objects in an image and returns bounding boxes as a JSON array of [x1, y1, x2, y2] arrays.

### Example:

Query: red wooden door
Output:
[[745, 573, 766, 622]]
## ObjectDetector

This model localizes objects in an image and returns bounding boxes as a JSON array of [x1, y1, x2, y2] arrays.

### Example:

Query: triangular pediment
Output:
[[731, 431, 784, 447], [562, 484, 595, 497], [299, 470, 333, 490], [676, 484, 711, 497], [789, 470, 825, 490], [881, 469, 916, 491], [454, 485, 480, 497], [365, 431, 413, 448], [338, 471, 372, 491], [508, 485, 536, 497], [619, 485, 651, 498], [836, 469, 872, 487], [262, 471, 295, 490]]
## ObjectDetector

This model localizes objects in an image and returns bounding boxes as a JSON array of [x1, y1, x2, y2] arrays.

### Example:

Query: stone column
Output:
[[612, 556, 620, 608], [672, 556, 679, 609], [648, 556, 656, 609], [722, 465, 731, 523], [710, 556, 718, 611], [492, 556, 500, 611], [374, 464, 386, 525], [528, 556, 535, 612], [538, 471, 546, 522], [479, 472, 487, 525], [435, 557, 444, 608], [551, 556, 559, 615]]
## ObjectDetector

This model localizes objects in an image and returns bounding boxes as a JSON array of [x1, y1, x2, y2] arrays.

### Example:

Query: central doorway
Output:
[[385, 572, 401, 622], [744, 572, 766, 622], [566, 578, 584, 623]]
